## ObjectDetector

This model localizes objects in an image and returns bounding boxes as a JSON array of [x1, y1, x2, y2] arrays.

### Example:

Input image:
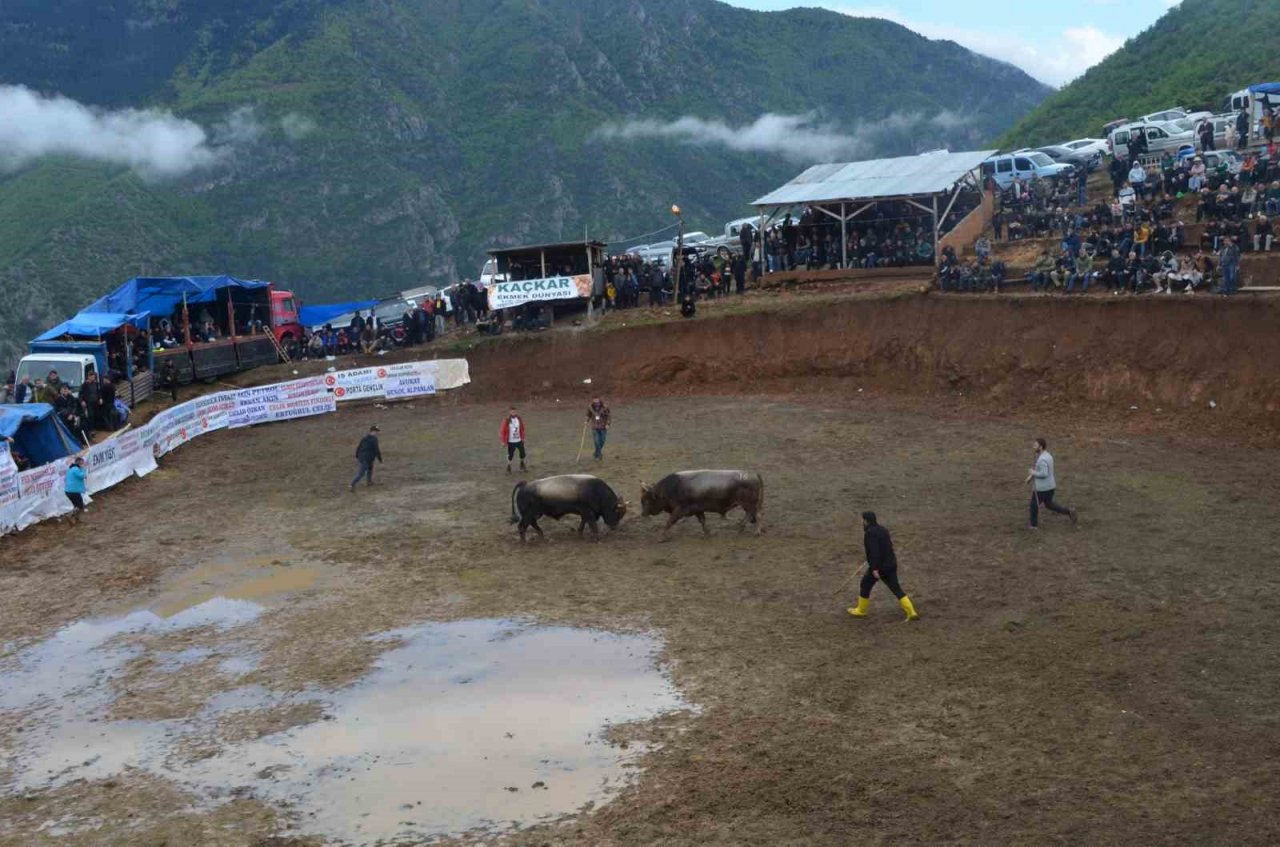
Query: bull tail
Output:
[[756, 473, 765, 515], [510, 482, 525, 524]]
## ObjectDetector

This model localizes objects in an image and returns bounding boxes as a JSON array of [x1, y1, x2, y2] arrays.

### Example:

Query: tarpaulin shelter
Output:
[[84, 275, 270, 317], [0, 404, 81, 467], [34, 311, 151, 342], [299, 300, 380, 329], [1247, 82, 1280, 95], [751, 149, 997, 269]]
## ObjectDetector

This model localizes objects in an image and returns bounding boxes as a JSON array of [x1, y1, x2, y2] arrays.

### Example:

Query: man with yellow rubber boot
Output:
[[848, 511, 919, 621]]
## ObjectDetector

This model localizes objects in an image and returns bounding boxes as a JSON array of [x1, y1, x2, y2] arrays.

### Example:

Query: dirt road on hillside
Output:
[[2, 389, 1279, 845]]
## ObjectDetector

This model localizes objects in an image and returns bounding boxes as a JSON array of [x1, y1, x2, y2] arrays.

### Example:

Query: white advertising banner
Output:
[[85, 428, 158, 495], [487, 275, 592, 310], [324, 359, 468, 402], [12, 458, 76, 531], [144, 391, 236, 458], [229, 376, 335, 429], [0, 443, 21, 534]]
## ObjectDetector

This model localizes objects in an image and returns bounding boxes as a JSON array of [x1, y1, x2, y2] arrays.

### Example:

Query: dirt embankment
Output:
[[466, 293, 1280, 428]]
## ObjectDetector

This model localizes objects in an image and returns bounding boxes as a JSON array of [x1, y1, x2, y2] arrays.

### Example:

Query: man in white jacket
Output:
[[1026, 437, 1078, 529]]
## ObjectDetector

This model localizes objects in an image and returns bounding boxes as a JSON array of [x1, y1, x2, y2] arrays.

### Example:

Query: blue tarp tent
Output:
[[84, 276, 270, 318], [1247, 82, 1280, 96], [0, 404, 81, 467], [34, 311, 151, 342], [299, 300, 380, 329]]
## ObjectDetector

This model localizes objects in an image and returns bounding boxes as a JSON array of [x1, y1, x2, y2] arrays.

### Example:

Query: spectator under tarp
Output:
[[34, 311, 151, 342], [751, 149, 997, 268], [85, 276, 270, 317], [299, 300, 380, 329], [0, 404, 81, 467]]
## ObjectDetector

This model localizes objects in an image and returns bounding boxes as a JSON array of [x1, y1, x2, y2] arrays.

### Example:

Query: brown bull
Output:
[[640, 470, 764, 537]]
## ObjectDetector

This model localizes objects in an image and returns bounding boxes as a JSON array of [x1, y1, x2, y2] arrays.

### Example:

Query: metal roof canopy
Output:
[[751, 149, 997, 208]]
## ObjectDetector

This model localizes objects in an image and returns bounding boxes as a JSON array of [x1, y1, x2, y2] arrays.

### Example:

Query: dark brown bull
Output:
[[640, 470, 764, 537], [511, 474, 627, 542]]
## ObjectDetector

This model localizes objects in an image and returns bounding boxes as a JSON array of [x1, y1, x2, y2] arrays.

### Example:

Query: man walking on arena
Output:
[[848, 511, 919, 621], [501, 407, 526, 473], [350, 425, 382, 491], [587, 396, 611, 461], [1027, 437, 1077, 528]]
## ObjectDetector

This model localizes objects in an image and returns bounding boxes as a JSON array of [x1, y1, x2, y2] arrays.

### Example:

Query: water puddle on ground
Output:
[[0, 613, 688, 844]]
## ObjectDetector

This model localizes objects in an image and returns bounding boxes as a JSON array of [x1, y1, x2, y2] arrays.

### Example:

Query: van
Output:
[[1108, 121, 1195, 161], [979, 152, 1073, 188]]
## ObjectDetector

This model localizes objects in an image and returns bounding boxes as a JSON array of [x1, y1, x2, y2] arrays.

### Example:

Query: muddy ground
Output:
[[3, 372, 1280, 845]]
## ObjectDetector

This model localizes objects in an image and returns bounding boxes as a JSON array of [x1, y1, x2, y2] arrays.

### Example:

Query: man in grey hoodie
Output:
[[1026, 437, 1078, 529]]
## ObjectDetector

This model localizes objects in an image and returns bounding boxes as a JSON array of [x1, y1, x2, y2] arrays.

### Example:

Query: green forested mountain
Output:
[[1002, 0, 1280, 147], [0, 0, 1050, 361]]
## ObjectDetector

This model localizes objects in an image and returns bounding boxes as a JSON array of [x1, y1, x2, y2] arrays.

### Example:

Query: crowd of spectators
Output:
[[943, 140, 1280, 296]]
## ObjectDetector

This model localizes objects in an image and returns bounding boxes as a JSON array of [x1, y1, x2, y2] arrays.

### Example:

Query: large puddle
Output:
[[0, 604, 687, 844]]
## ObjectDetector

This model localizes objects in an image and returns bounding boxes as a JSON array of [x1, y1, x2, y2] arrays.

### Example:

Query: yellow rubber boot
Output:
[[899, 596, 920, 621], [847, 596, 870, 617]]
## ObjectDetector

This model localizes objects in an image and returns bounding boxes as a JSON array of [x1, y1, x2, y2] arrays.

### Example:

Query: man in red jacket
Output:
[[501, 407, 526, 473]]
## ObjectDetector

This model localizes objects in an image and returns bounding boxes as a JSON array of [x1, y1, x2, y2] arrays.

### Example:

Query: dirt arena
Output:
[[2, 292, 1280, 845]]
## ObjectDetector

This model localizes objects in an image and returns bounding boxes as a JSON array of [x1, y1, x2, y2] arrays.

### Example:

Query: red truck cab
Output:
[[271, 289, 303, 343]]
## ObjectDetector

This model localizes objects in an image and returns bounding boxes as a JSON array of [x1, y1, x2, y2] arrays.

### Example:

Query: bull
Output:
[[510, 474, 628, 542], [640, 470, 764, 537]]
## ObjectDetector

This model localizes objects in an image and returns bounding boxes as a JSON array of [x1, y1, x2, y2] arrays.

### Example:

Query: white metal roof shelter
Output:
[[751, 149, 997, 268]]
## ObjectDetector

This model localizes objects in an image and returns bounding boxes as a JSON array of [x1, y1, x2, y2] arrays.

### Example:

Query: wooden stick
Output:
[[575, 421, 588, 463]]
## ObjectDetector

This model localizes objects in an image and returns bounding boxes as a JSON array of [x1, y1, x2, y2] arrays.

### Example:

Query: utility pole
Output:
[[671, 204, 684, 306]]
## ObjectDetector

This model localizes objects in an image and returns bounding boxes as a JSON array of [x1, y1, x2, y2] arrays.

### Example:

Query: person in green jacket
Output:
[[1033, 249, 1055, 291], [1066, 248, 1096, 294]]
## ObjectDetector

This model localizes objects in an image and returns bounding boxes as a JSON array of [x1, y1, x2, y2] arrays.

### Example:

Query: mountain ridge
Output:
[[0, 0, 1051, 363]]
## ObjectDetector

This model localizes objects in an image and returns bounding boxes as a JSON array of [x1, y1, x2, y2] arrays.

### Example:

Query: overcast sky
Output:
[[725, 0, 1179, 87]]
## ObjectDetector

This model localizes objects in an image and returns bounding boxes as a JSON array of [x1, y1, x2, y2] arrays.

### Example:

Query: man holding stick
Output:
[[587, 396, 611, 461], [1027, 437, 1078, 529], [847, 511, 919, 621]]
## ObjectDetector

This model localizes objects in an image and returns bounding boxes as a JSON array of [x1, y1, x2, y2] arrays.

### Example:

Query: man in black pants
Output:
[[350, 425, 382, 491], [848, 511, 919, 621], [1026, 437, 1078, 529]]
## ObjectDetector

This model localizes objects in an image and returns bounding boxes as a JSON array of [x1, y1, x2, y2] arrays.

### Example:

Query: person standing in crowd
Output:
[[163, 359, 179, 402], [1027, 437, 1077, 529], [1, 374, 12, 404], [13, 375, 32, 404], [99, 376, 117, 431], [1236, 110, 1249, 150], [350, 425, 382, 491], [433, 292, 447, 337], [78, 372, 100, 438], [64, 457, 88, 520], [501, 407, 526, 473], [1218, 236, 1241, 294], [848, 511, 919, 621], [587, 396, 611, 461]]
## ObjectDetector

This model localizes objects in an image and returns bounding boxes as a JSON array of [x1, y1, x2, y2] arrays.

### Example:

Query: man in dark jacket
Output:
[[351, 425, 383, 491], [848, 511, 919, 621], [99, 376, 118, 430]]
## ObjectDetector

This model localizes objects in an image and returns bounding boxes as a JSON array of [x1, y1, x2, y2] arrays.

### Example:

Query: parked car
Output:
[[1034, 144, 1101, 171], [1108, 121, 1195, 161], [980, 152, 1074, 188], [1062, 137, 1110, 159], [1141, 108, 1189, 124]]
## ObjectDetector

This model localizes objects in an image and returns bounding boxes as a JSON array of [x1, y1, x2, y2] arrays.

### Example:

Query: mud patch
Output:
[[1, 615, 688, 845]]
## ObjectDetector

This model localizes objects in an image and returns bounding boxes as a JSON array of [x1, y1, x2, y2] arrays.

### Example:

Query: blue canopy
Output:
[[34, 311, 151, 342], [0, 404, 81, 466], [84, 276, 270, 319], [1248, 82, 1280, 96], [299, 300, 380, 329]]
